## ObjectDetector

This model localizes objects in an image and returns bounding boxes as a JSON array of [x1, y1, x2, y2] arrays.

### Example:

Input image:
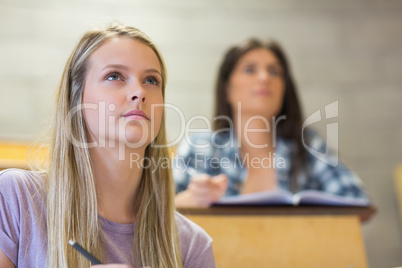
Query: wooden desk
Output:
[[179, 206, 375, 268], [0, 142, 30, 170], [0, 142, 48, 170]]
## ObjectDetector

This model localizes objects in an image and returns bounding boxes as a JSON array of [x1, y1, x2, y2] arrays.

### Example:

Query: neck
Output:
[[233, 113, 278, 193], [89, 145, 146, 224], [234, 112, 275, 156]]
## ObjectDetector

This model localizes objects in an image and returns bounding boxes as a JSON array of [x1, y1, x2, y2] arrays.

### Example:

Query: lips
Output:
[[122, 110, 150, 120], [254, 89, 272, 96]]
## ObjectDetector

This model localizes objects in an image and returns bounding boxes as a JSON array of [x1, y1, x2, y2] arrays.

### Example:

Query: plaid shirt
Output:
[[173, 129, 368, 200]]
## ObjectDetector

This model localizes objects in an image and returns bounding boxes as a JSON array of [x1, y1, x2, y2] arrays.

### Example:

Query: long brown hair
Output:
[[213, 38, 307, 192], [45, 23, 182, 267]]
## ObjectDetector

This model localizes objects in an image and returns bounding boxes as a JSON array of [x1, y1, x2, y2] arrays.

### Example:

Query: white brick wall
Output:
[[1, 0, 401, 266]]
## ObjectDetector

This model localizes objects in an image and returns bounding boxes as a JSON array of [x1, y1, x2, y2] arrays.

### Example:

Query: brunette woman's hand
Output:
[[175, 173, 228, 208]]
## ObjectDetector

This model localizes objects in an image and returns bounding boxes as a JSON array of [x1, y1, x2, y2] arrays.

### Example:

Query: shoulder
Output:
[[303, 128, 327, 152], [278, 128, 329, 157], [0, 168, 45, 194], [175, 212, 215, 267], [175, 211, 212, 245], [0, 169, 47, 267], [176, 131, 232, 155], [176, 132, 213, 155], [278, 128, 322, 148], [0, 169, 46, 216]]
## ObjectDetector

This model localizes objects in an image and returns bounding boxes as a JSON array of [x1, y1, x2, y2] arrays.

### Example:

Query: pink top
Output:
[[0, 169, 215, 268]]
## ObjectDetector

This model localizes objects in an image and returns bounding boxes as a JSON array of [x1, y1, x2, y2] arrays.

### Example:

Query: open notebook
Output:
[[216, 189, 370, 206]]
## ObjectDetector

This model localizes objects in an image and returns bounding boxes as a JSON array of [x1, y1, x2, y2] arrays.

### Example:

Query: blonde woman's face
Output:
[[82, 37, 164, 148], [227, 48, 285, 118]]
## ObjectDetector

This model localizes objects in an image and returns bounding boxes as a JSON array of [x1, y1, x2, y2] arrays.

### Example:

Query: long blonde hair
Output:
[[45, 23, 182, 267]]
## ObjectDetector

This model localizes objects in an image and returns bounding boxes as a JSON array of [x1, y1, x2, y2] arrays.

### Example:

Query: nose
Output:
[[131, 95, 145, 103], [127, 83, 146, 104], [258, 70, 269, 82]]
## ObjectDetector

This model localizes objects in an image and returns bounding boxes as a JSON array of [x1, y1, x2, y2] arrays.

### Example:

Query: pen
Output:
[[186, 166, 198, 177], [68, 240, 103, 265]]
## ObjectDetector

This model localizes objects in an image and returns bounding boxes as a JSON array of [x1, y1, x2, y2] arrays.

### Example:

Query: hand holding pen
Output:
[[175, 167, 229, 208], [69, 240, 150, 268], [91, 265, 150, 268], [91, 265, 135, 268]]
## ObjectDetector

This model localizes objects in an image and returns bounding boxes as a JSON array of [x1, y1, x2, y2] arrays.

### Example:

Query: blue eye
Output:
[[267, 66, 283, 77], [106, 72, 123, 81], [144, 76, 160, 86], [244, 66, 255, 74]]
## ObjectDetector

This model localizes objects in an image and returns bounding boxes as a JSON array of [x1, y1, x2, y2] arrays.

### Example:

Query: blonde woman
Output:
[[0, 24, 215, 268]]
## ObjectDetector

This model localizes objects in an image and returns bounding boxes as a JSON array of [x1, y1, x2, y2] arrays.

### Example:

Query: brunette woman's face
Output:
[[82, 37, 164, 148], [227, 48, 285, 118]]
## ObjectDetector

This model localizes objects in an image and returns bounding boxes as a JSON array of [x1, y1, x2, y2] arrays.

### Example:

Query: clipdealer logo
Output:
[[302, 101, 339, 167]]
